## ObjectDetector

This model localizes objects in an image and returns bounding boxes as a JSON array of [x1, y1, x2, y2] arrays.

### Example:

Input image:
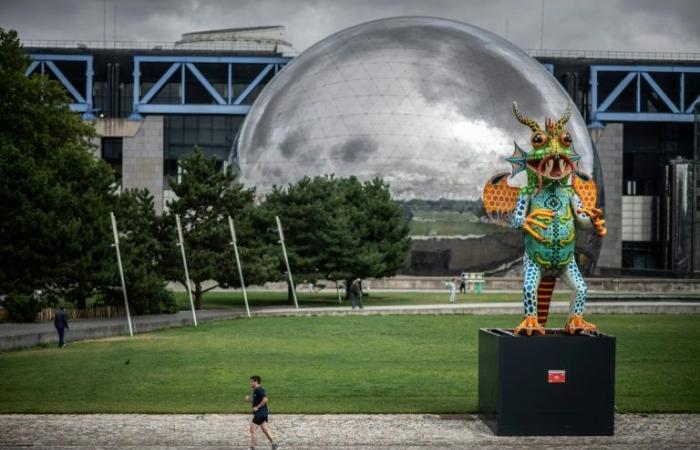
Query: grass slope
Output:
[[0, 314, 698, 414]]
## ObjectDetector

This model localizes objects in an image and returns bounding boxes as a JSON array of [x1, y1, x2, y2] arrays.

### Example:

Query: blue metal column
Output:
[[680, 73, 685, 113], [129, 59, 142, 120], [180, 63, 185, 105], [227, 63, 232, 104], [636, 73, 641, 113]]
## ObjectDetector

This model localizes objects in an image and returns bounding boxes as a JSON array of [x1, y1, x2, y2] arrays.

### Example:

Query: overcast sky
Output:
[[1, 0, 699, 53]]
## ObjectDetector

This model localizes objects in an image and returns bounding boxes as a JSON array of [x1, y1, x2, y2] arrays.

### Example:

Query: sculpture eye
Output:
[[559, 131, 572, 147], [531, 132, 548, 149]]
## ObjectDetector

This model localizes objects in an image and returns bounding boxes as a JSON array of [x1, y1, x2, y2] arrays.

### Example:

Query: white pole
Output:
[[276, 216, 299, 309], [110, 212, 134, 337], [336, 280, 342, 304], [228, 216, 251, 318], [176, 214, 198, 326]]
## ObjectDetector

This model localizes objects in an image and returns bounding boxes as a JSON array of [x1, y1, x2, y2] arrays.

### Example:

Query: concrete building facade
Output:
[[590, 123, 624, 270]]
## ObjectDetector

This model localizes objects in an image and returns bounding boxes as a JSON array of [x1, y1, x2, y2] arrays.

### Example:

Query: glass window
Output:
[[101, 137, 123, 182], [170, 115, 183, 129], [184, 115, 198, 130], [163, 115, 243, 181], [212, 116, 225, 130], [184, 128, 197, 143]]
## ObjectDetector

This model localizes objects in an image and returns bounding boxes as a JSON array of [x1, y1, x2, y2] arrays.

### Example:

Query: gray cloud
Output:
[[0, 0, 698, 53]]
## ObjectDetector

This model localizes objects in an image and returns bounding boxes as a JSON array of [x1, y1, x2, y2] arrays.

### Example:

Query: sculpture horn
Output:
[[552, 103, 572, 133], [512, 101, 542, 132]]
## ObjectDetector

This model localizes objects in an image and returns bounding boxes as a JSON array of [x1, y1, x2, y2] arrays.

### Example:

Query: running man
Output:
[[245, 375, 279, 450]]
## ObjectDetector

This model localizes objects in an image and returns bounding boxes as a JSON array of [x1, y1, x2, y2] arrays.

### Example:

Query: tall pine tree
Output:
[[259, 175, 411, 301], [159, 148, 277, 309], [102, 189, 177, 314], [0, 28, 116, 317]]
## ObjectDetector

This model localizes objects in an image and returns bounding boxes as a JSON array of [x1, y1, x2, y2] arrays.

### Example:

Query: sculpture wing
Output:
[[483, 173, 521, 227], [572, 172, 598, 210]]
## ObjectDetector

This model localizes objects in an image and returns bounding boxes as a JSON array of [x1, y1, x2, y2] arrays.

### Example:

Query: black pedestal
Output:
[[478, 328, 615, 436]]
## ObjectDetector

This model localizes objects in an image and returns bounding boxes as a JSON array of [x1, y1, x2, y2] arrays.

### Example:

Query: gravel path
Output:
[[1, 413, 698, 449]]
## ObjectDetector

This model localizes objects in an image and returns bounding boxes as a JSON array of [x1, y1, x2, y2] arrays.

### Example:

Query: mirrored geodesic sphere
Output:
[[237, 17, 602, 274]]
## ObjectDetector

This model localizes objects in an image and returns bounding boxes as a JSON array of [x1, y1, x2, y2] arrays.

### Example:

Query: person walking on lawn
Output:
[[245, 375, 279, 450], [350, 278, 364, 309], [54, 306, 69, 348], [446, 278, 457, 303]]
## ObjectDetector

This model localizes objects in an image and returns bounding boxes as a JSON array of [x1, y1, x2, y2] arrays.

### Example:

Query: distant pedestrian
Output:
[[54, 306, 69, 348], [459, 273, 467, 294], [303, 280, 314, 293], [350, 278, 364, 309], [446, 278, 457, 303], [244, 375, 279, 450]]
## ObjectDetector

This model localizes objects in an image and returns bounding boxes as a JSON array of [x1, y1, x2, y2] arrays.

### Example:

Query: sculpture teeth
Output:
[[559, 159, 566, 175], [545, 159, 554, 177]]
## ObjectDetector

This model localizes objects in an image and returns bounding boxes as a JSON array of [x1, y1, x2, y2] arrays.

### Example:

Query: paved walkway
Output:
[[2, 298, 700, 351], [1, 413, 698, 449]]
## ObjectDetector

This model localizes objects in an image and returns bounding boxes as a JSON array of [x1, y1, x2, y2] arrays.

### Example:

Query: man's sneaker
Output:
[[272, 444, 280, 450]]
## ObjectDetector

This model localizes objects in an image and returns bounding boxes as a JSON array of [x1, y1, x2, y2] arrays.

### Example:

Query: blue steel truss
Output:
[[129, 55, 290, 120], [26, 54, 95, 120], [590, 65, 700, 126]]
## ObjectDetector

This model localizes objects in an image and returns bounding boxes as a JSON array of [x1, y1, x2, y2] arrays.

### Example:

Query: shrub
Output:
[[3, 292, 43, 323], [101, 270, 178, 315]]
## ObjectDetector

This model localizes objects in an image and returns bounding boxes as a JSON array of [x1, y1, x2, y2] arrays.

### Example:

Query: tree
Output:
[[159, 148, 277, 309], [258, 175, 411, 300], [0, 28, 117, 316], [338, 177, 412, 285], [100, 189, 177, 315], [257, 176, 354, 302]]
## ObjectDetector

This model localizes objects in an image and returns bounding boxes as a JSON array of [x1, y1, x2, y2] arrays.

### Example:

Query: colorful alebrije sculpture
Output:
[[482, 102, 607, 336]]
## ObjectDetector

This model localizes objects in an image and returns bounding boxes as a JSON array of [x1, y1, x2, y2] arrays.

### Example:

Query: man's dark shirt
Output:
[[252, 386, 268, 416], [54, 310, 69, 330]]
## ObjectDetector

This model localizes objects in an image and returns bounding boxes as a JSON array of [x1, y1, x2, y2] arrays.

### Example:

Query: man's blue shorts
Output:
[[252, 414, 268, 425]]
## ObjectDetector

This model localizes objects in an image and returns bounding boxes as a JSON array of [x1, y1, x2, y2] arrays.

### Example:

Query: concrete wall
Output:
[[589, 123, 623, 271], [122, 116, 164, 213], [95, 118, 143, 138]]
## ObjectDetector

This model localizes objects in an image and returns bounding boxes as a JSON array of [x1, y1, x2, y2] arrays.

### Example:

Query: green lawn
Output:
[[174, 290, 569, 310], [1, 314, 699, 414]]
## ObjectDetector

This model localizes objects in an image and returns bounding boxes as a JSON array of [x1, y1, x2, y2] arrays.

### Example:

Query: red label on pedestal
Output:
[[548, 370, 566, 383]]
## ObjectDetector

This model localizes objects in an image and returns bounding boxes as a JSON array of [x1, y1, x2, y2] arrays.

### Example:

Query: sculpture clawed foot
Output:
[[564, 314, 598, 335], [514, 316, 545, 336], [577, 207, 607, 237]]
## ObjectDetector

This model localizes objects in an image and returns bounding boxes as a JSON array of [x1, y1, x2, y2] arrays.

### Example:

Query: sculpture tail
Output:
[[537, 277, 556, 326]]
